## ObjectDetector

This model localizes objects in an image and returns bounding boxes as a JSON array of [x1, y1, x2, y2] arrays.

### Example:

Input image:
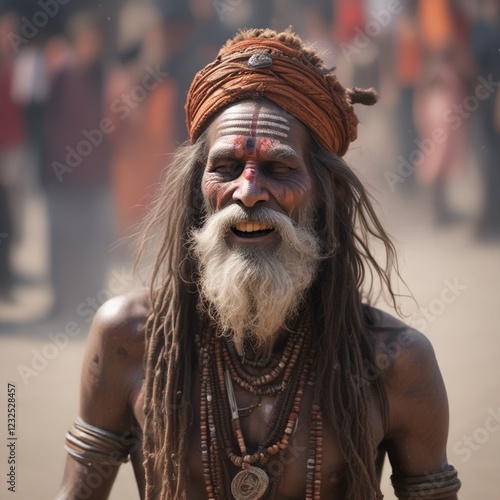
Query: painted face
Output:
[[202, 100, 314, 243]]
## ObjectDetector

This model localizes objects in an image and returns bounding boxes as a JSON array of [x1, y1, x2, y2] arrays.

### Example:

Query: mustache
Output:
[[190, 203, 324, 270], [199, 204, 300, 240]]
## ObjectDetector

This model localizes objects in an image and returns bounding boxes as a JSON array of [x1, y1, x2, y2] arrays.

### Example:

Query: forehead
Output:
[[206, 100, 310, 146]]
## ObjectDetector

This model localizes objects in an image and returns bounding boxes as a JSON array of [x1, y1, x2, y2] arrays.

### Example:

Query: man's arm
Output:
[[371, 309, 460, 499], [56, 292, 147, 500]]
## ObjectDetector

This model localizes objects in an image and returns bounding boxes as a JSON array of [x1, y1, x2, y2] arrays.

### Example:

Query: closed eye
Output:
[[266, 163, 295, 175], [211, 161, 243, 176]]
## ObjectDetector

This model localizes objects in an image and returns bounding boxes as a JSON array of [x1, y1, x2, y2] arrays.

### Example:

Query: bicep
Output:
[[78, 315, 132, 430], [384, 332, 451, 477]]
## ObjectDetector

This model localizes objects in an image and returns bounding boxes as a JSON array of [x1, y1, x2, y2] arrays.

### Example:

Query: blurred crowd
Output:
[[0, 0, 499, 321]]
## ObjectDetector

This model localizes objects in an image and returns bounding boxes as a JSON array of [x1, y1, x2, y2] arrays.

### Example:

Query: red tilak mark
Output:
[[231, 136, 257, 159], [243, 166, 257, 181], [251, 104, 261, 138]]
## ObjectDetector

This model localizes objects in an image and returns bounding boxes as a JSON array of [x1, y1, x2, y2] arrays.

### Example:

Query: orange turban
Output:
[[185, 38, 377, 156]]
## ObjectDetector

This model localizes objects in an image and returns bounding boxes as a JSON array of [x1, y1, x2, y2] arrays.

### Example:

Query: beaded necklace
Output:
[[197, 318, 323, 500]]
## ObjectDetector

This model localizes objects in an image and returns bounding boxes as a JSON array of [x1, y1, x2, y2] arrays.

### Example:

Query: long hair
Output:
[[307, 145, 396, 499], [137, 135, 208, 499]]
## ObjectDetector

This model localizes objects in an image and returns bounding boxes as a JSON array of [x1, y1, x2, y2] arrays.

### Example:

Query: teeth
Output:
[[234, 222, 273, 232]]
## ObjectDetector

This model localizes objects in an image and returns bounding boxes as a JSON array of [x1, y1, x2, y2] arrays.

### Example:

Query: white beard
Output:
[[189, 204, 322, 354]]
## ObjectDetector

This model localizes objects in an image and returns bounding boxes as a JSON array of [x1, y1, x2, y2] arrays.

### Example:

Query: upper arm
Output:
[[78, 294, 145, 431], [383, 330, 449, 472], [379, 325, 457, 498], [57, 292, 147, 500], [364, 305, 458, 498]]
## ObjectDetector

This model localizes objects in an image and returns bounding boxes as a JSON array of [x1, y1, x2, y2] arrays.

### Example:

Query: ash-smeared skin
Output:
[[202, 100, 314, 233]]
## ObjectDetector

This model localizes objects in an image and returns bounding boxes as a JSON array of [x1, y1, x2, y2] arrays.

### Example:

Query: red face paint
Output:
[[251, 104, 261, 138], [256, 137, 278, 153], [203, 101, 314, 219], [242, 166, 257, 181]]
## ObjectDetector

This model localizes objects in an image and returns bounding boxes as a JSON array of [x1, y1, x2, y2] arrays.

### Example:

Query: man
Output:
[[57, 28, 460, 499]]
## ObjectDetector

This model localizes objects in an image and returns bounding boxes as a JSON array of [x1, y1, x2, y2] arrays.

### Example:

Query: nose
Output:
[[232, 165, 269, 208]]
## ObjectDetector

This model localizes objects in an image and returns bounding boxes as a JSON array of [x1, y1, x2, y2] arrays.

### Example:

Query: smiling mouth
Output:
[[231, 222, 275, 238]]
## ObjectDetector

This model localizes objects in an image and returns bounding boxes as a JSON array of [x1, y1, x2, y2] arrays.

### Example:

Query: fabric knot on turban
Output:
[[185, 38, 377, 156]]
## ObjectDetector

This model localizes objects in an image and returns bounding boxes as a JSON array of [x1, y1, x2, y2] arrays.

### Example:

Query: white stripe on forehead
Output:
[[216, 111, 291, 139], [218, 119, 290, 131], [220, 112, 290, 123], [217, 127, 289, 138]]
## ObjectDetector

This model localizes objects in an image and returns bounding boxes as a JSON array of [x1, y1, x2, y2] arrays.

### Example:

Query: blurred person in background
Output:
[[0, 11, 30, 299], [105, 1, 176, 241], [40, 11, 113, 319], [412, 0, 470, 225], [392, 5, 422, 194], [469, 0, 500, 239]]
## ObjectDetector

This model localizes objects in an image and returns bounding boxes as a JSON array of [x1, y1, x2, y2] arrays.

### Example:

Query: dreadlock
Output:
[[137, 28, 401, 500]]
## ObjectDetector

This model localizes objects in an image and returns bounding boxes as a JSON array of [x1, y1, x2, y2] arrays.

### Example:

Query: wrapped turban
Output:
[[185, 37, 377, 156]]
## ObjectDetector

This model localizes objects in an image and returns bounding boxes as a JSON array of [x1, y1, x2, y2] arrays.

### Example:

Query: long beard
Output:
[[189, 204, 322, 354]]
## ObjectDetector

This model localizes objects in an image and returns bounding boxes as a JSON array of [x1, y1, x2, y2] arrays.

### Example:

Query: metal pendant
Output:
[[231, 466, 270, 500]]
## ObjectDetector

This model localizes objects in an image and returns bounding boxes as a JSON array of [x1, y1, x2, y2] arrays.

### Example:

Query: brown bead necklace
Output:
[[197, 318, 324, 500]]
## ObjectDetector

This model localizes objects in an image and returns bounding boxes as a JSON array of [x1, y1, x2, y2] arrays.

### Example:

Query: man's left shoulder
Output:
[[362, 305, 440, 396]]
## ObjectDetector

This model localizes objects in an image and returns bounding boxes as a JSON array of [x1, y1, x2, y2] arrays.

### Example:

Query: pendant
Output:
[[231, 466, 270, 500]]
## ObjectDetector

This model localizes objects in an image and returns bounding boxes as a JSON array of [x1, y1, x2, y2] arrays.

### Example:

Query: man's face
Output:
[[192, 100, 321, 352], [202, 100, 315, 245]]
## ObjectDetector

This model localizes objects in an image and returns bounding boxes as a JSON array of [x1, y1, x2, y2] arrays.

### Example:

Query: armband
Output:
[[391, 465, 461, 499], [64, 417, 132, 466]]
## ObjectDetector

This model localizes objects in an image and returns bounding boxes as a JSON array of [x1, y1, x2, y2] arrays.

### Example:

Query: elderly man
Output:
[[57, 29, 460, 499]]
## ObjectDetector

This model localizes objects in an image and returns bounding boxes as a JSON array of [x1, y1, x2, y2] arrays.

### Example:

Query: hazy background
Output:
[[0, 0, 499, 498]]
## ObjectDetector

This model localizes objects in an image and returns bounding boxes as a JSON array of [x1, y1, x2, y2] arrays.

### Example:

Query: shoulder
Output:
[[362, 305, 440, 398], [83, 288, 151, 376], [79, 288, 150, 430], [90, 287, 150, 346], [363, 305, 448, 438]]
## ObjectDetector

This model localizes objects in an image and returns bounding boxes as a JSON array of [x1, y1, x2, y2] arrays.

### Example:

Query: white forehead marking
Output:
[[217, 127, 289, 138], [221, 112, 290, 123], [216, 111, 291, 139], [218, 119, 290, 131]]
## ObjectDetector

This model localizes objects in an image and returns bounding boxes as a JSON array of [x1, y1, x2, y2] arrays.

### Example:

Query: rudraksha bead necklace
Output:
[[198, 318, 324, 499]]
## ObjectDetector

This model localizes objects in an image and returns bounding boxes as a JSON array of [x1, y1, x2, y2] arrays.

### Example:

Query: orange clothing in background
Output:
[[395, 17, 422, 87], [418, 0, 454, 51], [332, 0, 366, 44], [106, 68, 177, 237]]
